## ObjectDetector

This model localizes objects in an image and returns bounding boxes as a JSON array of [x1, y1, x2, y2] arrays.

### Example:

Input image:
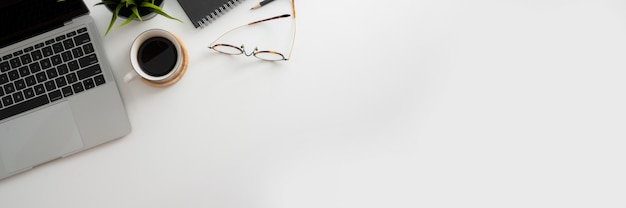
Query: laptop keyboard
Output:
[[0, 27, 105, 121]]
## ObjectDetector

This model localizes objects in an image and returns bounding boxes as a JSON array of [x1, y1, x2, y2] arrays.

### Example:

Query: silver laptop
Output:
[[0, 0, 131, 180]]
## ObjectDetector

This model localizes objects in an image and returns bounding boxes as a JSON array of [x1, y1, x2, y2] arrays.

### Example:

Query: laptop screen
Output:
[[0, 0, 89, 48]]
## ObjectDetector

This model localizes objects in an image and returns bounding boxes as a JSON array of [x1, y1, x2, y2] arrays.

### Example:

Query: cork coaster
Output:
[[141, 33, 188, 88]]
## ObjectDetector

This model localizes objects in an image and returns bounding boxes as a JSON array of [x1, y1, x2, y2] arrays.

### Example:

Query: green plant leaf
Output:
[[130, 5, 142, 21], [105, 3, 125, 35], [117, 13, 137, 28], [148, 8, 182, 22], [142, 2, 182, 22], [140, 2, 161, 11]]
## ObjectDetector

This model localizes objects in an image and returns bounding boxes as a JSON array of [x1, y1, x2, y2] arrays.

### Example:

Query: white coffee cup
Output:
[[124, 29, 187, 87]]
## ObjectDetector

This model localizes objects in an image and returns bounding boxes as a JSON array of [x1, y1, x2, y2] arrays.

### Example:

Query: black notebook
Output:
[[177, 0, 246, 28]]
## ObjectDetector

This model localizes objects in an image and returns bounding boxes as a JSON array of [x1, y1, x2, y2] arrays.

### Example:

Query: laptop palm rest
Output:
[[0, 102, 84, 173]]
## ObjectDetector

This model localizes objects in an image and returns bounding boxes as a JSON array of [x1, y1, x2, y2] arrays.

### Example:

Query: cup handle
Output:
[[124, 71, 138, 83]]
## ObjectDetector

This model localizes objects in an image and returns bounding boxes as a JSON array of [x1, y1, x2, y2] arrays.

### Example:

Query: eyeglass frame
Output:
[[208, 0, 297, 61]]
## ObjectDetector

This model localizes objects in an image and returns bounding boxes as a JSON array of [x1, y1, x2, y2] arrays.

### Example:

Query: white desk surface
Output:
[[1, 0, 625, 207]]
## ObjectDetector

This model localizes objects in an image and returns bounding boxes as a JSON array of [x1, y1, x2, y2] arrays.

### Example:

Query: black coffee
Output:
[[137, 37, 178, 77]]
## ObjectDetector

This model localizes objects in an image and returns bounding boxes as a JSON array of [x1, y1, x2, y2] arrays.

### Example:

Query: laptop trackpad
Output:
[[0, 102, 84, 173]]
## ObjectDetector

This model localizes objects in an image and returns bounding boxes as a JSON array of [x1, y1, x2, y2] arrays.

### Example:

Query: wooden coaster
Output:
[[141, 33, 188, 88]]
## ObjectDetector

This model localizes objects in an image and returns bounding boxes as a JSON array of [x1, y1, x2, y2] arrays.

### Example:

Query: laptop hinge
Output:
[[64, 20, 73, 26]]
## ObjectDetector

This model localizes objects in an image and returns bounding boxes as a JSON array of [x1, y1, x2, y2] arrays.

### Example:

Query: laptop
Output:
[[0, 0, 131, 180]]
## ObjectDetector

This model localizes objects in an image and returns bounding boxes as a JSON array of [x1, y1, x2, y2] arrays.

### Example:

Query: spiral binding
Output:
[[198, 0, 246, 28]]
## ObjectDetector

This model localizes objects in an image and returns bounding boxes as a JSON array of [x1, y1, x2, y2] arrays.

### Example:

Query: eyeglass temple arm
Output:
[[248, 14, 291, 25], [208, 14, 292, 47]]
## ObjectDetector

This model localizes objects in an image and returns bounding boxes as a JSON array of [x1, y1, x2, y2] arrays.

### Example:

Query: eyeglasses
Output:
[[208, 0, 296, 61]]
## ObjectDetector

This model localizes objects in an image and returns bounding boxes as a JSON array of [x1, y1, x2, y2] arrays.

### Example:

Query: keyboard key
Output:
[[57, 64, 69, 75], [77, 27, 87, 34], [66, 73, 78, 84], [52, 43, 64, 54], [66, 31, 77, 37], [20, 54, 32, 64], [63, 39, 75, 50], [29, 62, 41, 73], [12, 91, 24, 103], [48, 90, 62, 102], [74, 33, 91, 45], [4, 83, 15, 94], [40, 58, 52, 69], [15, 79, 26, 91], [0, 86, 4, 97], [44, 80, 56, 91], [34, 84, 45, 95], [35, 72, 47, 83], [42, 46, 53, 57], [51, 55, 62, 66], [77, 64, 101, 80], [0, 74, 8, 85], [46, 68, 58, 79], [8, 70, 19, 81], [13, 51, 23, 57], [0, 94, 49, 121], [72, 82, 84, 93], [45, 39, 55, 45], [61, 51, 73, 62], [19, 66, 30, 77], [72, 47, 84, 58], [55, 76, 67, 87], [2, 95, 14, 107], [25, 75, 36, 86], [24, 88, 35, 99], [0, 62, 9, 72], [68, 60, 79, 71], [83, 78, 95, 89], [55, 35, 66, 42], [62, 86, 73, 97], [2, 54, 13, 61], [79, 54, 98, 68], [94, 74, 106, 86], [35, 43, 45, 49], [31, 50, 43, 61], [23, 46, 34, 53], [83, 43, 94, 54], [10, 57, 21, 68]]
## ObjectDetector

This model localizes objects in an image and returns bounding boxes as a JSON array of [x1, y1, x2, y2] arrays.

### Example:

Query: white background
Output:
[[1, 0, 626, 207]]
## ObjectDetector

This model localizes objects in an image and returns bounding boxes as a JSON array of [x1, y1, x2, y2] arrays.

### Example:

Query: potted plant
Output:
[[95, 0, 181, 35]]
